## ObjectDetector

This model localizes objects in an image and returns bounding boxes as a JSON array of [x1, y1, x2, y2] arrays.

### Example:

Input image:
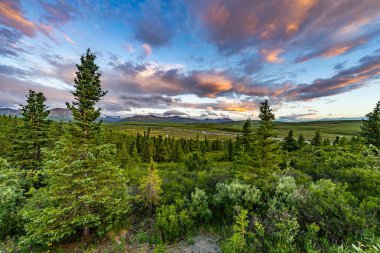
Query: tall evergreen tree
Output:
[[297, 133, 306, 147], [139, 159, 162, 216], [322, 138, 330, 146], [12, 90, 50, 188], [255, 100, 278, 169], [282, 130, 298, 151], [21, 49, 130, 246], [227, 139, 235, 161], [171, 141, 184, 162], [66, 48, 107, 143], [311, 130, 322, 146], [361, 101, 380, 147], [241, 119, 254, 152], [21, 141, 130, 246]]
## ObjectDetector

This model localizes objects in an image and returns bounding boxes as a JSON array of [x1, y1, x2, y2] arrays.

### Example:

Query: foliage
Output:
[[20, 141, 131, 247], [361, 101, 380, 147], [0, 158, 24, 240], [282, 130, 298, 151], [301, 179, 370, 244], [185, 151, 210, 171], [190, 188, 212, 223], [1, 65, 380, 252], [139, 159, 162, 215], [241, 119, 254, 152], [213, 180, 260, 218], [66, 48, 107, 142], [254, 100, 279, 169], [155, 199, 193, 242], [11, 90, 50, 188], [311, 130, 322, 146], [221, 208, 250, 253]]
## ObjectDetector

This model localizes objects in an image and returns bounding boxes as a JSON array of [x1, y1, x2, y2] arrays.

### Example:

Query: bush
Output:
[[155, 199, 193, 242], [0, 158, 24, 240], [185, 152, 210, 171], [190, 188, 211, 223], [213, 180, 260, 218], [221, 208, 250, 253], [301, 179, 369, 244]]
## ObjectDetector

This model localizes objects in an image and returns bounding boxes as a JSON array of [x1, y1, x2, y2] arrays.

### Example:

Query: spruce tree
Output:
[[21, 49, 130, 246], [139, 159, 162, 216], [297, 133, 305, 147], [333, 136, 340, 145], [13, 90, 50, 171], [311, 130, 322, 146], [322, 138, 330, 146], [227, 139, 235, 161], [361, 101, 380, 147], [21, 141, 130, 246], [283, 130, 298, 151], [255, 100, 278, 169], [171, 141, 184, 162], [66, 48, 107, 143], [241, 119, 254, 152]]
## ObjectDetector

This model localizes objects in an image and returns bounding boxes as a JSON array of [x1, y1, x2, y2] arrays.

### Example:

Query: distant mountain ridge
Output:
[[0, 108, 73, 121], [118, 114, 233, 123], [0, 108, 233, 124]]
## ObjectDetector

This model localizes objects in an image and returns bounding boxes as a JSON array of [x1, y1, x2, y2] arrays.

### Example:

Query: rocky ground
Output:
[[168, 235, 221, 253]]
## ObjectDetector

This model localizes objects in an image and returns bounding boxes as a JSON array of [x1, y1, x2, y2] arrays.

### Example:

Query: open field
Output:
[[104, 120, 362, 140]]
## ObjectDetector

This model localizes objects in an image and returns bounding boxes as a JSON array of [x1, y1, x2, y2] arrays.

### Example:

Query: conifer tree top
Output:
[[66, 48, 107, 141]]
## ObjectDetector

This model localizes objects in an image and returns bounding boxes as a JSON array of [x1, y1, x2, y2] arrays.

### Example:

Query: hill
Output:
[[118, 114, 232, 124]]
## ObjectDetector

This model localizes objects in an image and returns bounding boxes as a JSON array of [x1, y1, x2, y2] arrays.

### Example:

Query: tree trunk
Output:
[[83, 226, 89, 237]]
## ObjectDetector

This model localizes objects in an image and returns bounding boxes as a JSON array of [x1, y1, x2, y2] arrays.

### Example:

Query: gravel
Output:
[[168, 235, 221, 253]]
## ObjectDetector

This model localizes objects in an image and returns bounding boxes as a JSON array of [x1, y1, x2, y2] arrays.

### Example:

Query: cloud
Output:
[[163, 109, 188, 116], [0, 28, 24, 56], [118, 95, 182, 109], [187, 0, 380, 63], [0, 75, 72, 109], [106, 60, 281, 100], [62, 32, 75, 45], [141, 43, 152, 56], [334, 61, 347, 70], [283, 52, 380, 101], [40, 54, 76, 85], [131, 0, 184, 47], [0, 64, 31, 78], [296, 39, 368, 62], [41, 0, 79, 26], [0, 0, 79, 48], [123, 43, 134, 53], [261, 49, 284, 63], [0, 0, 38, 37]]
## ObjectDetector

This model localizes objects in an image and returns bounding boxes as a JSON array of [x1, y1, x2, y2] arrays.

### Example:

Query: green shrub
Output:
[[190, 188, 211, 223], [155, 199, 193, 242], [0, 158, 24, 240], [185, 152, 210, 171], [221, 208, 250, 253], [213, 180, 260, 218]]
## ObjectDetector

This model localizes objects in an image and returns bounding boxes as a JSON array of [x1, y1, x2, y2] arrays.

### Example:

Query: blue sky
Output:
[[1, 0, 380, 120]]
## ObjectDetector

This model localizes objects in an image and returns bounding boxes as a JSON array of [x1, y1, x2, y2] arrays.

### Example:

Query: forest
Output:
[[1, 49, 380, 253]]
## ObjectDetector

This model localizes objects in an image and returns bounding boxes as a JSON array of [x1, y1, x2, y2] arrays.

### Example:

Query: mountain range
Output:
[[0, 108, 233, 124]]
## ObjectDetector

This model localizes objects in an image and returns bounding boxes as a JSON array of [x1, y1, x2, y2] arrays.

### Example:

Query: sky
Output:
[[1, 0, 380, 121]]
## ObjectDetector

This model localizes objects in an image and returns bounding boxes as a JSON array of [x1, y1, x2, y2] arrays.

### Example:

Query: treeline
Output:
[[1, 49, 380, 252]]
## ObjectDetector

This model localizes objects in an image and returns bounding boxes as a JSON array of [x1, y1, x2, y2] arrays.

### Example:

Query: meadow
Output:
[[105, 120, 362, 140]]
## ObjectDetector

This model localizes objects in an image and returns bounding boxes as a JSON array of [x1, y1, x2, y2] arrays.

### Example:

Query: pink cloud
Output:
[[0, 1, 38, 37], [141, 43, 152, 56]]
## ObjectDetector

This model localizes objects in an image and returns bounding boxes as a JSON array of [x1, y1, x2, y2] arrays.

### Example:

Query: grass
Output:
[[104, 120, 362, 140]]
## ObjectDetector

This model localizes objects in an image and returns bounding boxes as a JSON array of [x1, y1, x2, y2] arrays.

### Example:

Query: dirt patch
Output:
[[168, 235, 221, 253]]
